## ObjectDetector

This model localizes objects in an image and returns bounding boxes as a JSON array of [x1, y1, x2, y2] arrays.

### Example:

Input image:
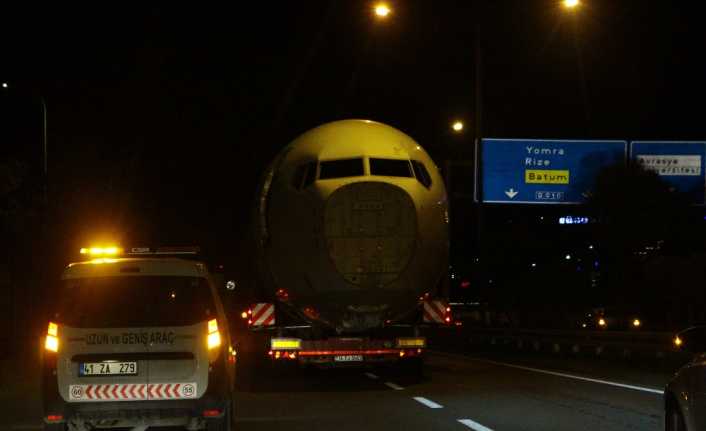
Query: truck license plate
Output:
[[80, 362, 138, 376], [334, 355, 363, 362]]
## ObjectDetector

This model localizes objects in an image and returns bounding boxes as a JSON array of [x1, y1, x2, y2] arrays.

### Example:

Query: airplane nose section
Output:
[[324, 182, 417, 288]]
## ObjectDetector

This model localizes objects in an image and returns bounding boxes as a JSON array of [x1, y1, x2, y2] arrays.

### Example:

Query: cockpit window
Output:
[[292, 164, 307, 189], [319, 158, 364, 179], [292, 161, 317, 189], [302, 161, 317, 188], [369, 158, 413, 177], [411, 160, 432, 188]]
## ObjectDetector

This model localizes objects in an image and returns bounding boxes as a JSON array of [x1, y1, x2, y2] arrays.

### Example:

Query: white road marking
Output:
[[365, 372, 379, 379], [458, 418, 494, 431], [479, 359, 663, 395], [413, 396, 443, 409], [385, 381, 404, 390]]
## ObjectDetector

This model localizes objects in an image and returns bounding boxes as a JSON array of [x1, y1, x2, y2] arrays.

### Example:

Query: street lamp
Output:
[[1, 82, 48, 203], [374, 3, 391, 18], [562, 0, 580, 9], [451, 120, 464, 133]]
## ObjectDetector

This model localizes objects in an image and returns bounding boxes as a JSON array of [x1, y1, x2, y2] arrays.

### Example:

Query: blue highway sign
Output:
[[481, 139, 628, 204], [631, 141, 706, 205]]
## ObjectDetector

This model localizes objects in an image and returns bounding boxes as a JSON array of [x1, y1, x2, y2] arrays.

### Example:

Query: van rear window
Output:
[[54, 276, 215, 328], [319, 158, 364, 179]]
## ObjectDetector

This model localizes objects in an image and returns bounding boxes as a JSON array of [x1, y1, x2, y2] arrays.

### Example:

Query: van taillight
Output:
[[207, 319, 221, 350], [45, 322, 59, 352], [46, 414, 63, 423], [207, 318, 222, 364]]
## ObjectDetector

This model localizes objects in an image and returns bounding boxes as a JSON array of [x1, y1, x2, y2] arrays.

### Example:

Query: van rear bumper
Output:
[[42, 359, 232, 424], [43, 392, 230, 423]]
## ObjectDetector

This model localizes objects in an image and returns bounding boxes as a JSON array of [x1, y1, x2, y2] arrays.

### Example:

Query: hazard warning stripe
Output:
[[68, 383, 198, 402], [423, 300, 448, 323], [251, 303, 275, 326], [251, 303, 269, 322], [422, 303, 438, 323], [260, 311, 275, 326]]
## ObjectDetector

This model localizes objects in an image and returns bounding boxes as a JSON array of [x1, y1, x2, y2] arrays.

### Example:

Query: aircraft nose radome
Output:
[[324, 182, 417, 288]]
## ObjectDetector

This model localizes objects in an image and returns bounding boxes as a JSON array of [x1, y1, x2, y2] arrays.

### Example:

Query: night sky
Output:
[[2, 1, 705, 257]]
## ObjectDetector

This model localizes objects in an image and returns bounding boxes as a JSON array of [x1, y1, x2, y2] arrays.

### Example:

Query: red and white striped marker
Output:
[[251, 303, 275, 326], [69, 383, 197, 402], [423, 300, 450, 324]]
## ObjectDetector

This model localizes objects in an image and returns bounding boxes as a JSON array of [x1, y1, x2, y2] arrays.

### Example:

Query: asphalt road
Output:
[[1, 351, 670, 430], [234, 351, 666, 431]]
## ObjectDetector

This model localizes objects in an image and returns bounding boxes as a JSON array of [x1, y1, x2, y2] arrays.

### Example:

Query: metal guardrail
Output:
[[425, 326, 692, 366]]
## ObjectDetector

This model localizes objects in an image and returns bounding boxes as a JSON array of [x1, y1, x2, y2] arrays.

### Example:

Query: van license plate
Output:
[[80, 362, 138, 376], [333, 355, 363, 362]]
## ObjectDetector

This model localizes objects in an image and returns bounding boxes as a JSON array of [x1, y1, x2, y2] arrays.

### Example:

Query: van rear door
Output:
[[53, 275, 216, 401]]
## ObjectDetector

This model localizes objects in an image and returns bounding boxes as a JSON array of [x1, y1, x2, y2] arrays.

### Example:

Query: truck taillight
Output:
[[45, 322, 59, 352]]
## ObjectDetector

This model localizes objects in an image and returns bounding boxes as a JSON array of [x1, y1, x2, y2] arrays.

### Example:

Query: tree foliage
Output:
[[588, 162, 693, 315]]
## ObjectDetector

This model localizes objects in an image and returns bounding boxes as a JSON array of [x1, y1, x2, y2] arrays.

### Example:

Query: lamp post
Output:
[[41, 97, 47, 188], [562, 0, 590, 133], [1, 82, 48, 203], [472, 1, 585, 292]]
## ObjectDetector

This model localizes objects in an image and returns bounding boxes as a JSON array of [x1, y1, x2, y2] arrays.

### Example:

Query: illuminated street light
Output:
[[565, 254, 572, 261], [451, 120, 464, 133], [632, 319, 641, 328], [374, 3, 391, 18], [1, 82, 7, 88], [562, 0, 580, 9]]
